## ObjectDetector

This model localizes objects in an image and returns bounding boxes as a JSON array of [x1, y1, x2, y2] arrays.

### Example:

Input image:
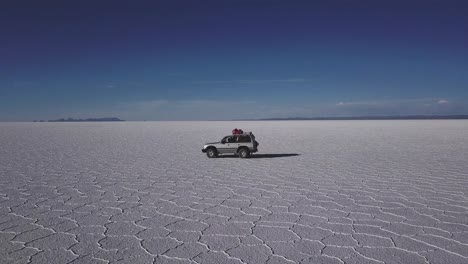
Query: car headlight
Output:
[[203, 145, 208, 149]]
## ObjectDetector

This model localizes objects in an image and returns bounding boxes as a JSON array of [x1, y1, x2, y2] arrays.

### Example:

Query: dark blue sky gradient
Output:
[[1, 0, 467, 120]]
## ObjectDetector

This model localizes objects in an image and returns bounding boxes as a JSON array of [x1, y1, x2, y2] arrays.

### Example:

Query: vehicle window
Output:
[[240, 135, 251, 142]]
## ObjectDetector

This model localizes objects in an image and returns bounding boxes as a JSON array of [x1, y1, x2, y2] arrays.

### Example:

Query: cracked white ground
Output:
[[1, 121, 467, 264]]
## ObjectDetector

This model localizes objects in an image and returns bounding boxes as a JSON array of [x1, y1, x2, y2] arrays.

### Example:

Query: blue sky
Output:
[[1, 0, 467, 121]]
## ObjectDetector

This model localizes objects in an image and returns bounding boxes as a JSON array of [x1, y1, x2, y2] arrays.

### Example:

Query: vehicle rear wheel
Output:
[[206, 148, 218, 158], [238, 148, 250, 159]]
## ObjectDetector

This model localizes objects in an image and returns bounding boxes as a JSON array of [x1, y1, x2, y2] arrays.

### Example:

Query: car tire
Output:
[[206, 148, 218, 158], [238, 148, 250, 159]]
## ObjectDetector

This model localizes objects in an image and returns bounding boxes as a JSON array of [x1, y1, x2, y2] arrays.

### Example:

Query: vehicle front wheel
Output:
[[238, 148, 250, 159], [206, 148, 218, 158]]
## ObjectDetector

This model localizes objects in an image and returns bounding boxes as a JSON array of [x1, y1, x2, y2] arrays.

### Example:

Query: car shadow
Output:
[[251, 153, 300, 159], [218, 153, 300, 159]]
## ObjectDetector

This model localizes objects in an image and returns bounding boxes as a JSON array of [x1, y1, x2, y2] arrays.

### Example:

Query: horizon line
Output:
[[2, 114, 468, 122]]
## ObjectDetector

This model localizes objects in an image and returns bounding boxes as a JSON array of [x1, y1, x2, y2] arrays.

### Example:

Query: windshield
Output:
[[221, 136, 232, 143]]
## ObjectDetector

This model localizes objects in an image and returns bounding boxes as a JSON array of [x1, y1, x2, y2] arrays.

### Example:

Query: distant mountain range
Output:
[[46, 117, 124, 122], [255, 115, 468, 120], [33, 115, 468, 122]]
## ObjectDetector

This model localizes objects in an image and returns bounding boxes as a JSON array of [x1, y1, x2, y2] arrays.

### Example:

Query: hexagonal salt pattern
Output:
[[1, 121, 467, 263]]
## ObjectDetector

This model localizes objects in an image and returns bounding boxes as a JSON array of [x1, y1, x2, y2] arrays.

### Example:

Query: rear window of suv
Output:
[[238, 135, 251, 143]]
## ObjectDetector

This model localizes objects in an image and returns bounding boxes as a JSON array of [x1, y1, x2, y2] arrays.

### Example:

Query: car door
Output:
[[219, 136, 234, 153], [238, 135, 252, 150], [230, 136, 243, 152]]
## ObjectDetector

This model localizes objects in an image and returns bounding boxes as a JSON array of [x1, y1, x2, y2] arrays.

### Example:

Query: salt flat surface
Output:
[[1, 121, 468, 264]]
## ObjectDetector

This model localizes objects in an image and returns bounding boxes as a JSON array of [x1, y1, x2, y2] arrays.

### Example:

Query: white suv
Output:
[[202, 132, 259, 158]]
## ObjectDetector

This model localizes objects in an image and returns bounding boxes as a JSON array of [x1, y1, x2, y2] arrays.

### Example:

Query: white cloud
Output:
[[328, 98, 466, 117]]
